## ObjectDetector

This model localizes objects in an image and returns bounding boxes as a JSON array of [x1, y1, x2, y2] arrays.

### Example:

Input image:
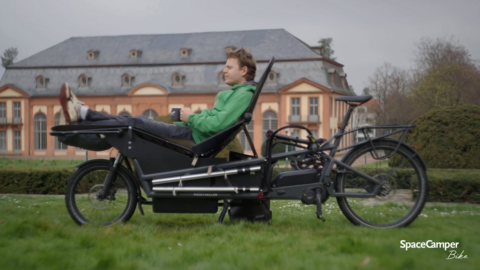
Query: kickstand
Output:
[[315, 189, 326, 222], [217, 200, 230, 224], [137, 196, 147, 216]]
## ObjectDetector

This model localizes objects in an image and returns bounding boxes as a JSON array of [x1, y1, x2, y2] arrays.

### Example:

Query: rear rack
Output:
[[336, 124, 414, 159]]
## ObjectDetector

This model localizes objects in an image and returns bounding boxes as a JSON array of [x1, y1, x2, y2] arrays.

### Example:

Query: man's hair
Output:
[[225, 47, 257, 81]]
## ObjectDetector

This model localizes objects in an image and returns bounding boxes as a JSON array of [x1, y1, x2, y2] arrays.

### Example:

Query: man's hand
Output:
[[180, 107, 193, 122]]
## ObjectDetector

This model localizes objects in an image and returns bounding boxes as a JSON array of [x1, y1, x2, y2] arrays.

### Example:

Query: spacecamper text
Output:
[[400, 240, 459, 251]]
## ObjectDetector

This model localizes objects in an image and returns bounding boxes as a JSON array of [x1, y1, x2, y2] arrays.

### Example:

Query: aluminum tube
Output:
[[152, 187, 260, 192], [152, 166, 261, 185]]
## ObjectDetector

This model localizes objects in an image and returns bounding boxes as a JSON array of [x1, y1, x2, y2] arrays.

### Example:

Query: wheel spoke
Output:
[[66, 162, 137, 225], [336, 141, 428, 228]]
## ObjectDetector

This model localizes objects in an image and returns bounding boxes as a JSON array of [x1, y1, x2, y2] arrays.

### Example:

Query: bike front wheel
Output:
[[65, 160, 138, 225], [335, 139, 428, 228]]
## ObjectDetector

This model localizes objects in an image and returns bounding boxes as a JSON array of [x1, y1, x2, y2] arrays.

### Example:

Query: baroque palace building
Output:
[[0, 29, 355, 157]]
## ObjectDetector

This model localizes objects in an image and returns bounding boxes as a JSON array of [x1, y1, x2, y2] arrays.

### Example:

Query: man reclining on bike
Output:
[[59, 48, 257, 144]]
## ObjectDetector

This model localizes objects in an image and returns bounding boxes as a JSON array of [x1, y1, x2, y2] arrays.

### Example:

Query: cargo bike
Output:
[[50, 58, 428, 228]]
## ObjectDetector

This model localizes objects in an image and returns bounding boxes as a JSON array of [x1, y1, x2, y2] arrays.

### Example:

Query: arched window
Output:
[[34, 113, 47, 150], [142, 109, 158, 120], [239, 120, 254, 151], [262, 111, 277, 142], [118, 111, 131, 117], [54, 113, 67, 150]]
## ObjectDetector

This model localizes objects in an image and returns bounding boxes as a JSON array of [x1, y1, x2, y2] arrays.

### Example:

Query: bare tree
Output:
[[414, 37, 474, 74], [368, 63, 393, 125], [411, 37, 480, 112], [364, 37, 479, 128], [368, 63, 414, 126]]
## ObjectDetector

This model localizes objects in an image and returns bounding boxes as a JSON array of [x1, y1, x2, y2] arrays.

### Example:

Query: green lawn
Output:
[[0, 194, 478, 270]]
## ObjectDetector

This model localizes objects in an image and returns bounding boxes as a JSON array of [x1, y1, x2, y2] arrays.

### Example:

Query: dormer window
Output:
[[87, 50, 99, 59], [130, 49, 142, 59], [122, 74, 134, 87], [339, 73, 347, 88], [328, 69, 337, 84], [267, 71, 278, 84], [218, 72, 226, 84], [225, 46, 237, 53], [36, 76, 49, 88], [172, 73, 184, 86], [79, 74, 91, 87], [180, 48, 191, 57]]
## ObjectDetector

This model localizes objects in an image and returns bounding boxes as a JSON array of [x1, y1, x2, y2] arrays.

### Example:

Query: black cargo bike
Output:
[[50, 58, 429, 228]]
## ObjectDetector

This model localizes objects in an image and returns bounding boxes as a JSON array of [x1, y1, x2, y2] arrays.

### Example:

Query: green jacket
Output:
[[175, 82, 256, 143]]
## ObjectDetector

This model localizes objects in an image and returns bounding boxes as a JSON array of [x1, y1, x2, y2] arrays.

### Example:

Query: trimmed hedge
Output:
[[398, 104, 480, 169], [427, 169, 480, 203], [0, 168, 75, 195], [1, 167, 479, 204]]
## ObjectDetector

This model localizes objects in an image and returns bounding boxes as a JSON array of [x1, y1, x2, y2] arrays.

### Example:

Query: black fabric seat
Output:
[[51, 57, 276, 158], [335, 95, 372, 105]]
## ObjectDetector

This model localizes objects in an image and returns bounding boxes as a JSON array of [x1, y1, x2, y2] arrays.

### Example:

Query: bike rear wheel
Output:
[[65, 160, 138, 225], [335, 139, 428, 228]]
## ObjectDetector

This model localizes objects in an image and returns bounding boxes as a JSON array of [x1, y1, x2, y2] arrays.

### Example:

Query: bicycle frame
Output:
[[264, 102, 417, 200], [64, 99, 418, 209]]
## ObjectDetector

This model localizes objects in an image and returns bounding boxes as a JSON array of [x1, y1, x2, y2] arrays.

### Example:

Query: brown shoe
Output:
[[59, 83, 84, 123], [58, 110, 66, 125]]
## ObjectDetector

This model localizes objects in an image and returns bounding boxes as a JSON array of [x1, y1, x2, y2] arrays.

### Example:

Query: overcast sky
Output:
[[1, 0, 479, 94]]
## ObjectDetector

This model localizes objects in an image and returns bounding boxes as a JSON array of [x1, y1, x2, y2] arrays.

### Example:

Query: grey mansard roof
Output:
[[0, 29, 355, 96]]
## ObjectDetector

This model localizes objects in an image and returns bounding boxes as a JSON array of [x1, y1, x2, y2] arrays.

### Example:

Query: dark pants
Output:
[[77, 109, 195, 142]]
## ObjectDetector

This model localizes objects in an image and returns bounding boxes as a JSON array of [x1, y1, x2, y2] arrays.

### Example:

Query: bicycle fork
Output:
[[98, 153, 123, 199]]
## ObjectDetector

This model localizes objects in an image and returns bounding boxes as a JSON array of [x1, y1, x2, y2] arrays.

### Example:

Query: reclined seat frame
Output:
[[50, 58, 276, 221]]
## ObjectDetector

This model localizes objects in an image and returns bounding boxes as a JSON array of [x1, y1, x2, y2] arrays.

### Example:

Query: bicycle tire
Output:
[[335, 139, 428, 228], [65, 160, 138, 225]]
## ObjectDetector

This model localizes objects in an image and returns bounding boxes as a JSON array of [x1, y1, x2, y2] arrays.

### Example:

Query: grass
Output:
[[0, 194, 479, 270], [0, 158, 85, 169]]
